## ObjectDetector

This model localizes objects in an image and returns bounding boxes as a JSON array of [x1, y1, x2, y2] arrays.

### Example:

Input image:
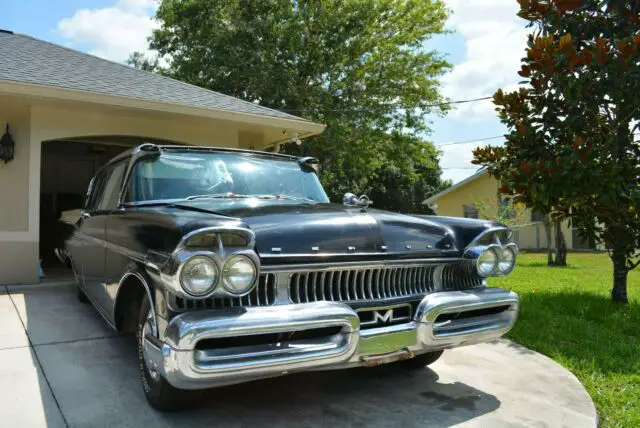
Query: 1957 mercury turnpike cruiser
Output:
[[62, 143, 519, 411]]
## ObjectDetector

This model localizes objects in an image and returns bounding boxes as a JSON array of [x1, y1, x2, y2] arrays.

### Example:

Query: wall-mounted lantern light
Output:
[[0, 124, 15, 164]]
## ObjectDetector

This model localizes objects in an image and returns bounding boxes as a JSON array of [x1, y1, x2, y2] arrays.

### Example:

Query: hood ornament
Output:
[[343, 193, 373, 211]]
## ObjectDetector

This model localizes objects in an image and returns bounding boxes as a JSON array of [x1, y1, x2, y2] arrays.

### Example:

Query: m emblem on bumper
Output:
[[358, 304, 412, 327], [373, 309, 394, 324]]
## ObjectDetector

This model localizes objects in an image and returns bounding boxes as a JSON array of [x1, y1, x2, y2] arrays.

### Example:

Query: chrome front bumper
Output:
[[143, 287, 519, 390]]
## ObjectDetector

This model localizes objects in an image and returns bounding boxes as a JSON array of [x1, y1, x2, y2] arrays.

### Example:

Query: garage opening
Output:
[[39, 136, 181, 282]]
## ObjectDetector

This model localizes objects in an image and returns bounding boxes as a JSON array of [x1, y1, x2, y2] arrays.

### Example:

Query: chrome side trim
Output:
[[78, 233, 157, 271], [114, 271, 158, 336]]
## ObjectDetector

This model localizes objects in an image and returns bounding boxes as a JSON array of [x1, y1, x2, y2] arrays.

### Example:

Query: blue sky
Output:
[[0, 0, 527, 184]]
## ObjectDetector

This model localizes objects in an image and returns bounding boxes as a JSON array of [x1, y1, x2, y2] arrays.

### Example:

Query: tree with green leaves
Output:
[[475, 197, 528, 229], [129, 0, 452, 213], [473, 0, 640, 303]]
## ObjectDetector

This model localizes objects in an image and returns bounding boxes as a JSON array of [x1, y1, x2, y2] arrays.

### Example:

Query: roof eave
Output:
[[0, 80, 326, 142], [423, 169, 488, 205]]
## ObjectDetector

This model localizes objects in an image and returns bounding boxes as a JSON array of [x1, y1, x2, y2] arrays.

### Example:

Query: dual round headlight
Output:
[[179, 254, 257, 297], [180, 256, 219, 296], [476, 246, 516, 277], [221, 255, 258, 295]]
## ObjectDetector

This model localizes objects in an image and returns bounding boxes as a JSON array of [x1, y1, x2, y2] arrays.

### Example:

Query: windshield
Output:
[[126, 151, 329, 203]]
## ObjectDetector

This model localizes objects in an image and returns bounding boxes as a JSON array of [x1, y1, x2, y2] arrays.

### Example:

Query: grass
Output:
[[489, 253, 640, 428]]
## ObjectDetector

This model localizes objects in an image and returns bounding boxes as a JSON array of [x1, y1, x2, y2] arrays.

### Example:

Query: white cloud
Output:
[[441, 0, 529, 120], [58, 0, 158, 63], [438, 141, 485, 183]]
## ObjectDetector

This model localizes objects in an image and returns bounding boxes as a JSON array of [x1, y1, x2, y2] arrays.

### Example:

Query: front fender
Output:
[[112, 268, 159, 336]]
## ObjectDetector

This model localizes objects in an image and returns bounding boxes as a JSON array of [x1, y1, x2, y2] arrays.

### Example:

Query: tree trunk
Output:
[[543, 214, 554, 266], [554, 219, 567, 266], [611, 246, 629, 304]]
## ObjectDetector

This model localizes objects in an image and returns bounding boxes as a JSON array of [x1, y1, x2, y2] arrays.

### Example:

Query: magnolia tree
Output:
[[473, 0, 640, 304]]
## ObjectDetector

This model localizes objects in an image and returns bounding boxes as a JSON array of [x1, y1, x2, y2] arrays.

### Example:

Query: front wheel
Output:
[[137, 295, 191, 412], [397, 350, 444, 369]]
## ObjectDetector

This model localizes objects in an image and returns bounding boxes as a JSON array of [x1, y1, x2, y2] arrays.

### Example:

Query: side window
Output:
[[95, 162, 128, 211], [85, 173, 107, 211], [463, 204, 479, 219]]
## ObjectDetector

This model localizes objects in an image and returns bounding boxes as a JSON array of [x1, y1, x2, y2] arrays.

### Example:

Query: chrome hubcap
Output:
[[141, 313, 160, 382]]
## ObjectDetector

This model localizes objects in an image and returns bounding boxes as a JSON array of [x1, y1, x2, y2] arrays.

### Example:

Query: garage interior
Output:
[[38, 137, 172, 281]]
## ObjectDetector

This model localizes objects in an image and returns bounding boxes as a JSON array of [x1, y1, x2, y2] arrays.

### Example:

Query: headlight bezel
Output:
[[465, 242, 518, 278], [169, 241, 261, 299], [221, 253, 259, 296]]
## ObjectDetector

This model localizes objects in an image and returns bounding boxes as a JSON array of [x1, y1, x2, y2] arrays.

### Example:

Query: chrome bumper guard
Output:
[[143, 287, 519, 390]]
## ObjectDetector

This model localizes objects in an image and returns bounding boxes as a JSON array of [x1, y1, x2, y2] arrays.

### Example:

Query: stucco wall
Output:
[[0, 98, 263, 285], [0, 97, 37, 284], [30, 104, 240, 147], [434, 174, 499, 218], [513, 222, 574, 250], [0, 99, 30, 231], [433, 173, 575, 250]]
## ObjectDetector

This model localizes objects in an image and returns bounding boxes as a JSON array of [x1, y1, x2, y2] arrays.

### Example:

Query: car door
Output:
[[77, 161, 128, 313], [70, 171, 106, 290]]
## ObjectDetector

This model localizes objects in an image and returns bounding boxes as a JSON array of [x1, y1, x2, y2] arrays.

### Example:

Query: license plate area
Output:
[[361, 349, 415, 367]]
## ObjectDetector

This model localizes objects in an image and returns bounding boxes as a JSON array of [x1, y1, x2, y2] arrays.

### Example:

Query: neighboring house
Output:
[[0, 30, 325, 285], [424, 169, 596, 251]]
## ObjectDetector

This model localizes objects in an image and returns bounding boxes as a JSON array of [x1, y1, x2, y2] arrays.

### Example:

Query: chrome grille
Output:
[[441, 263, 484, 290], [174, 273, 277, 310], [289, 266, 436, 304]]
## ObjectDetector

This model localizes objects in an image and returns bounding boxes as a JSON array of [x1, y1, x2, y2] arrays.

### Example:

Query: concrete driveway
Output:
[[0, 283, 596, 428]]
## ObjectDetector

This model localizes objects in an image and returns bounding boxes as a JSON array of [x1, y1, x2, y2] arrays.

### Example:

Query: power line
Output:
[[434, 96, 493, 107], [278, 96, 493, 113], [436, 130, 640, 147], [435, 135, 504, 147], [424, 96, 493, 109], [441, 167, 481, 170]]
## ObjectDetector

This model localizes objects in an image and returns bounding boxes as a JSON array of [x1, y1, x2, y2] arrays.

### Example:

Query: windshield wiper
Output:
[[186, 193, 317, 203], [269, 194, 317, 203], [186, 192, 253, 201]]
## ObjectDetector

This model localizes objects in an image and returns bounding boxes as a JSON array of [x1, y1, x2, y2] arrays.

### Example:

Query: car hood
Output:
[[171, 200, 457, 261]]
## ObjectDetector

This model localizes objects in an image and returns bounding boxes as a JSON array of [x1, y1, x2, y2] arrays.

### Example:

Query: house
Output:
[[0, 30, 325, 285], [424, 169, 595, 251]]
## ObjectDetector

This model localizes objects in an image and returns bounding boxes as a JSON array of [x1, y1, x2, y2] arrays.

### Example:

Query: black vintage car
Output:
[[65, 143, 519, 411]]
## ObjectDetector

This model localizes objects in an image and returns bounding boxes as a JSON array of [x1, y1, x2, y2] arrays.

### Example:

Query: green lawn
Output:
[[489, 253, 640, 428]]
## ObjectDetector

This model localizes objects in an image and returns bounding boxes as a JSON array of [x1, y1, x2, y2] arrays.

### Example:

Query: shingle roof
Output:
[[0, 31, 310, 123]]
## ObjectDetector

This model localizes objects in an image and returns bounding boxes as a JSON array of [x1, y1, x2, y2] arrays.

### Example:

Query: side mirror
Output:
[[343, 193, 359, 206], [343, 193, 373, 210]]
